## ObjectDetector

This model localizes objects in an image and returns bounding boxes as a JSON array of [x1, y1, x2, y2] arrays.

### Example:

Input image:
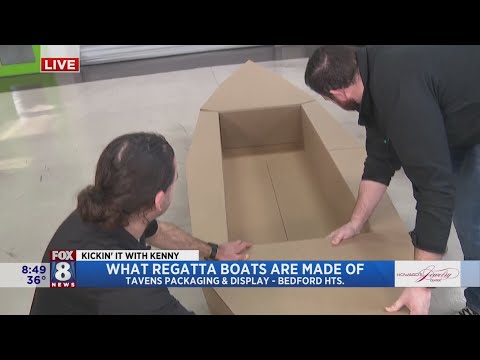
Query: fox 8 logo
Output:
[[51, 261, 75, 282], [50, 250, 76, 287]]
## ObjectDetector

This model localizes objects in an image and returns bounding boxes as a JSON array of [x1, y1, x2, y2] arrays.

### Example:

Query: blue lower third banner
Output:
[[74, 261, 395, 288]]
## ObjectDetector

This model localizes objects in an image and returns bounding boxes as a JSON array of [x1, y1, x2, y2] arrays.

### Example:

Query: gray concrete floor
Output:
[[0, 57, 466, 315]]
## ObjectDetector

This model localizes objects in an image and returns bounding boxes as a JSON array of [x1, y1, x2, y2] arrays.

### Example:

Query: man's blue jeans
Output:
[[451, 144, 480, 313]]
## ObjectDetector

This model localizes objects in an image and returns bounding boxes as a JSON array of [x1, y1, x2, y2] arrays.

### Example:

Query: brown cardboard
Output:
[[185, 111, 228, 245], [186, 61, 413, 315], [220, 106, 303, 149], [201, 60, 313, 112]]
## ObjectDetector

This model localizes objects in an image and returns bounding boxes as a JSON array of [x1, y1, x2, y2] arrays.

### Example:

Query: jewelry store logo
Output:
[[397, 265, 459, 283], [395, 261, 461, 287]]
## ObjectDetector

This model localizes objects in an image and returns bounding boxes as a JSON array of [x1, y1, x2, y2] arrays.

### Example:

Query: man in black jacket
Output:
[[304, 45, 480, 315]]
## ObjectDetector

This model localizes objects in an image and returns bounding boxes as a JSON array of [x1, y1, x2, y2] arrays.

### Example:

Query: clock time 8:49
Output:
[[22, 265, 47, 285]]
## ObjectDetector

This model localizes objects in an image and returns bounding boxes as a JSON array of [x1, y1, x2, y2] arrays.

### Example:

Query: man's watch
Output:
[[207, 242, 218, 260]]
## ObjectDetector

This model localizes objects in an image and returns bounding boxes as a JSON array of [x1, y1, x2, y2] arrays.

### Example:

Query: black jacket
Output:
[[30, 211, 192, 315], [357, 45, 480, 254]]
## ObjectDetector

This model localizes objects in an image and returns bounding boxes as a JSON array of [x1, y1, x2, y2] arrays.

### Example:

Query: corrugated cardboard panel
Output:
[[222, 151, 288, 244], [215, 235, 411, 315], [217, 286, 407, 315], [202, 60, 314, 112], [301, 102, 362, 151], [202, 288, 233, 315], [222, 143, 301, 157], [266, 151, 344, 241], [186, 111, 228, 245], [302, 115, 363, 233], [220, 106, 303, 149], [329, 148, 410, 239]]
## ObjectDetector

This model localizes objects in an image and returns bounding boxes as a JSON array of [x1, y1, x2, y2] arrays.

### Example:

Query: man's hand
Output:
[[327, 180, 387, 246], [328, 221, 361, 245], [216, 240, 252, 261], [385, 288, 431, 315]]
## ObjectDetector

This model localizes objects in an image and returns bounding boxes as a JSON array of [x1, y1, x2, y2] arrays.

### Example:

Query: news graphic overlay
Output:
[[76, 250, 200, 287], [76, 258, 394, 288], [50, 250, 76, 288], [40, 45, 80, 73], [74, 257, 480, 288], [0, 263, 50, 287], [1, 254, 479, 289]]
